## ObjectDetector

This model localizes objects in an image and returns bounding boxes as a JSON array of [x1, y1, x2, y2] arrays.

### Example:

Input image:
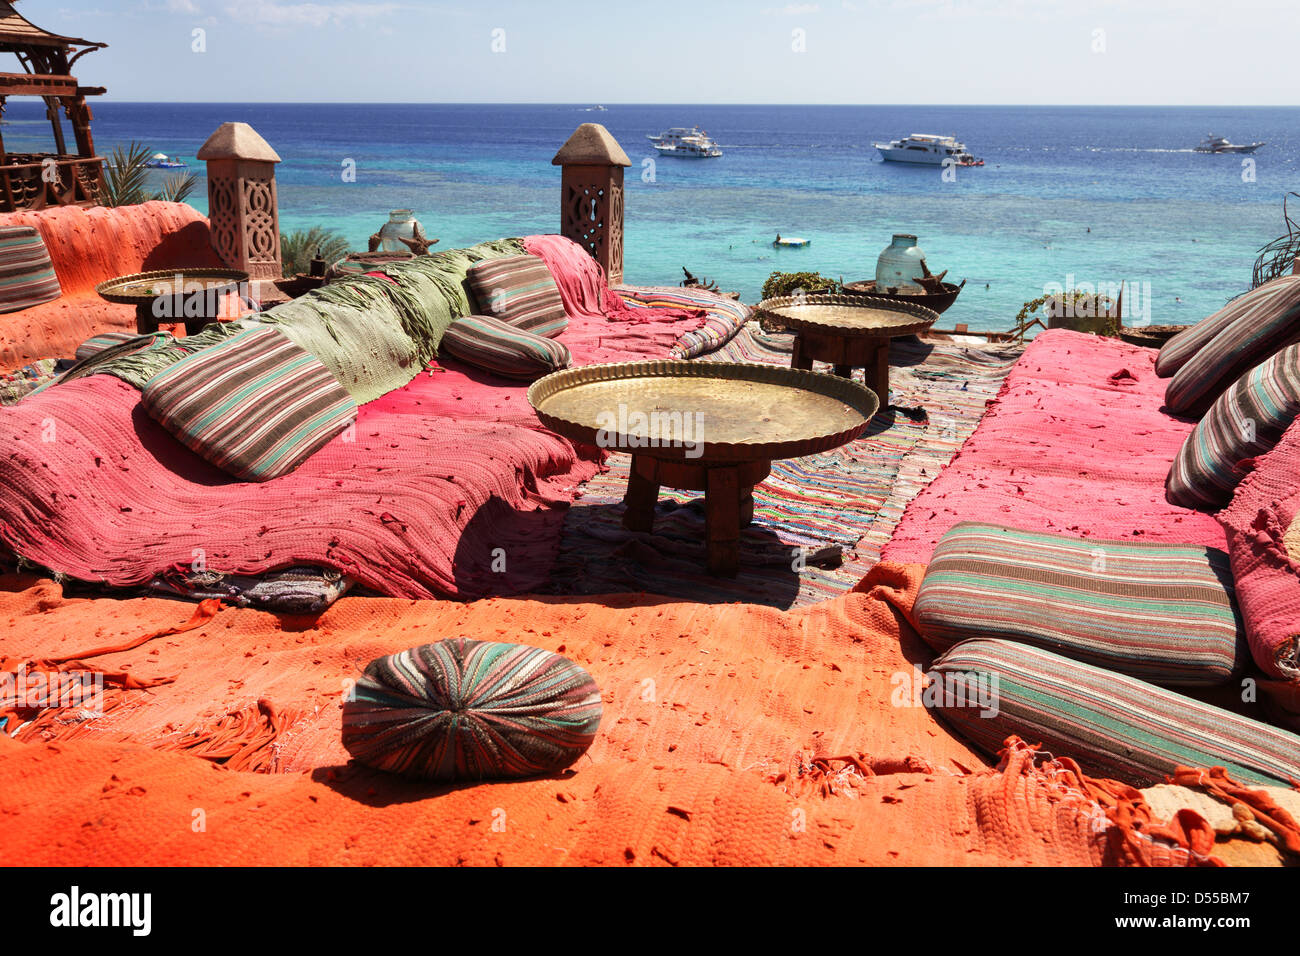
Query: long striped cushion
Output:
[[466, 255, 569, 337], [914, 522, 1246, 686], [141, 325, 357, 482], [439, 314, 571, 381], [1167, 344, 1300, 511], [74, 331, 142, 362], [0, 226, 61, 314], [1165, 276, 1300, 416], [928, 639, 1300, 787], [342, 638, 603, 781]]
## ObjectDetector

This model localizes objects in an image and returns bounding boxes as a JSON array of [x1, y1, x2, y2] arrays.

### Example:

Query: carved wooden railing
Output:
[[0, 154, 104, 212]]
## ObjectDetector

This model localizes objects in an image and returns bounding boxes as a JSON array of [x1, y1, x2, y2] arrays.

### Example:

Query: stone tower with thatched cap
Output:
[[552, 123, 631, 286], [198, 121, 283, 289]]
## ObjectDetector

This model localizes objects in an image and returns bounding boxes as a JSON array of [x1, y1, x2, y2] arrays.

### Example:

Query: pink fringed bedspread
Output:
[[0, 260, 716, 599], [882, 330, 1226, 562]]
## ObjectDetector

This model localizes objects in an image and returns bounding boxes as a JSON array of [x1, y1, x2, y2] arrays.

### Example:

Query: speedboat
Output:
[[872, 133, 983, 166], [648, 127, 722, 158], [145, 152, 187, 169], [773, 236, 810, 248], [1194, 134, 1264, 154]]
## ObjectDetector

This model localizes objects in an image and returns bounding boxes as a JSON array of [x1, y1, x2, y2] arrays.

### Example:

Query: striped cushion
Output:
[[342, 637, 603, 781], [439, 314, 571, 381], [465, 255, 569, 337], [1165, 276, 1300, 416], [914, 522, 1246, 686], [0, 226, 61, 314], [141, 325, 357, 482], [928, 639, 1300, 787], [1167, 344, 1300, 511], [75, 331, 142, 362]]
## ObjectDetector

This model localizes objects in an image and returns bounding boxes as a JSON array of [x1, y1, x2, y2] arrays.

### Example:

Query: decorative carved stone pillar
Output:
[[551, 123, 630, 286], [197, 122, 283, 291]]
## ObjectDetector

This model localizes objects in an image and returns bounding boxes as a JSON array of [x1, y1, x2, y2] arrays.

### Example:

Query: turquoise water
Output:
[[6, 102, 1297, 332]]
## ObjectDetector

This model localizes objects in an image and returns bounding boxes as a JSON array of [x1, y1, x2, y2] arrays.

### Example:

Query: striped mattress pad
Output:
[[914, 521, 1246, 687]]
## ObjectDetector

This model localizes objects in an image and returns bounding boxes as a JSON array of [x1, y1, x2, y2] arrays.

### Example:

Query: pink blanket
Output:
[[883, 330, 1226, 562], [523, 233, 705, 328], [0, 274, 713, 599], [1219, 418, 1300, 683]]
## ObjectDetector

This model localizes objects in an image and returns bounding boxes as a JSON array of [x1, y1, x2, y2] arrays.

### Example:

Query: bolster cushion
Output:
[[439, 313, 571, 381], [927, 638, 1300, 787], [0, 225, 61, 314], [1168, 344, 1300, 511]]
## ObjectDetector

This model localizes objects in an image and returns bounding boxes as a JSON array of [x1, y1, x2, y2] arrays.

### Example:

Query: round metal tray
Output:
[[528, 360, 879, 463], [755, 293, 938, 338], [96, 268, 249, 305]]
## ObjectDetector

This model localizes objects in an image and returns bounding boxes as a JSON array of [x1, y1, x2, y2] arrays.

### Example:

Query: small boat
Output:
[[872, 133, 983, 166], [1193, 134, 1264, 154], [145, 152, 187, 169], [648, 126, 722, 158], [773, 236, 810, 248]]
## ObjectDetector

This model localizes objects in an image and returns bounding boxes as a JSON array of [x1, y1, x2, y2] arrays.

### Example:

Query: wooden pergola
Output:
[[0, 1, 106, 212]]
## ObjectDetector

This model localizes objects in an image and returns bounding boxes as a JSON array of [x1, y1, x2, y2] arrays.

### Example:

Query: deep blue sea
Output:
[[5, 102, 1297, 332]]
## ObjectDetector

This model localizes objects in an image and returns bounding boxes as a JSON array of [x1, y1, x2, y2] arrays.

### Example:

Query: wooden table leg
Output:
[[622, 456, 659, 533], [870, 337, 890, 410], [705, 466, 741, 577], [135, 303, 159, 335], [739, 485, 755, 527], [791, 334, 813, 371], [832, 363, 852, 378]]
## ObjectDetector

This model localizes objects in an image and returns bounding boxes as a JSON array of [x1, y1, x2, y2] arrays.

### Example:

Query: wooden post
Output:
[[197, 122, 283, 298], [551, 123, 630, 286]]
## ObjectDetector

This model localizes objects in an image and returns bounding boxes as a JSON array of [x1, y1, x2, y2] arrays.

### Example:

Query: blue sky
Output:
[[33, 0, 1300, 104]]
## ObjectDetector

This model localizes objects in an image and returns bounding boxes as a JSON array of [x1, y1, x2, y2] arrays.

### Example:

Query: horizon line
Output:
[[76, 101, 1300, 109]]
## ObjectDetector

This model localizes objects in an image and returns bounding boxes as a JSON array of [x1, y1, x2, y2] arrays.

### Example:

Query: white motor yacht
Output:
[[872, 133, 983, 166]]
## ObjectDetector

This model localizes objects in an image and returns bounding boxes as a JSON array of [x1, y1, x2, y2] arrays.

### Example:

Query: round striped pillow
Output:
[[342, 638, 602, 781]]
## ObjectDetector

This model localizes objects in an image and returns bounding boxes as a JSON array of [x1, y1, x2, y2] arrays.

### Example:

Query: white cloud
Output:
[[166, 0, 200, 12], [765, 3, 822, 14], [222, 1, 403, 27]]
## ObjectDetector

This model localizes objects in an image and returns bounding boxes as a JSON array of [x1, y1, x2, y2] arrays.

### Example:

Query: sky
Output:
[[27, 0, 1300, 104]]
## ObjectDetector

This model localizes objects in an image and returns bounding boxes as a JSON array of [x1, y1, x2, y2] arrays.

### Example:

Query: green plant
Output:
[[155, 171, 198, 204], [761, 270, 841, 301], [101, 141, 199, 207], [1015, 289, 1118, 338], [101, 142, 153, 207], [280, 226, 350, 278]]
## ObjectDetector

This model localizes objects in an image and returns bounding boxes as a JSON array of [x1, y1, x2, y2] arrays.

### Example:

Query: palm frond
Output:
[[153, 172, 199, 204], [280, 226, 350, 278], [100, 142, 153, 207]]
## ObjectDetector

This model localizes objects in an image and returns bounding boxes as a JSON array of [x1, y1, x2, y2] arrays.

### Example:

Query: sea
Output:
[[4, 101, 1297, 333]]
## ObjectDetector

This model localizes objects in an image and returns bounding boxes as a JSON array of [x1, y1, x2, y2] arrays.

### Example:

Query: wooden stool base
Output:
[[622, 455, 771, 577], [792, 330, 891, 410]]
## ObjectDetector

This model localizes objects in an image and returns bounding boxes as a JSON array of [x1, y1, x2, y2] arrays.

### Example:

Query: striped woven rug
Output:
[[547, 325, 1021, 606]]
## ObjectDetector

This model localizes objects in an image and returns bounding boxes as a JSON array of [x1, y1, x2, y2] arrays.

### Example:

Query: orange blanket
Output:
[[0, 565, 1219, 866]]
